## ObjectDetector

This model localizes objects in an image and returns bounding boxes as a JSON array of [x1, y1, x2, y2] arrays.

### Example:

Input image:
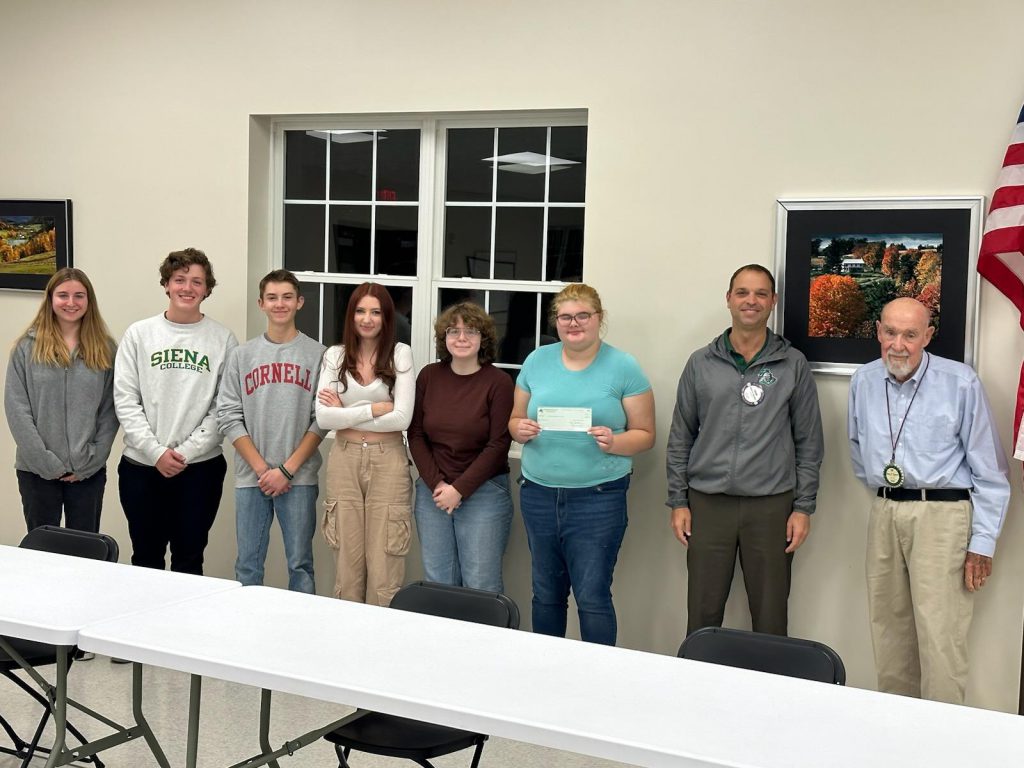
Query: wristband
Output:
[[278, 464, 294, 481]]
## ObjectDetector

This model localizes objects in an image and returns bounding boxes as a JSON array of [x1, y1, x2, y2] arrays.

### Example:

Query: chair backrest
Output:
[[678, 627, 846, 685], [20, 525, 119, 563], [391, 581, 520, 630]]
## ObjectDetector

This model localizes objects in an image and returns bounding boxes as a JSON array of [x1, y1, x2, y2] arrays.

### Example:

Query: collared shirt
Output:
[[848, 352, 1010, 556], [722, 329, 768, 374]]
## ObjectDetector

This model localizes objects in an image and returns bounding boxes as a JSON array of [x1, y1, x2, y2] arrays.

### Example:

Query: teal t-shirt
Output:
[[516, 342, 651, 488]]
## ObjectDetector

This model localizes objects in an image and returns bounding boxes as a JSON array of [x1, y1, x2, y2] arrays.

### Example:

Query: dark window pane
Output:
[[328, 205, 371, 273], [549, 126, 587, 203], [323, 283, 413, 348], [539, 293, 556, 342], [496, 127, 547, 203], [375, 206, 417, 276], [444, 207, 491, 278], [439, 287, 487, 313], [285, 131, 327, 200], [295, 281, 321, 343], [436, 289, 556, 365], [377, 130, 420, 201], [495, 207, 543, 281], [329, 132, 373, 201], [446, 128, 494, 203], [283, 204, 325, 272], [546, 208, 585, 282]]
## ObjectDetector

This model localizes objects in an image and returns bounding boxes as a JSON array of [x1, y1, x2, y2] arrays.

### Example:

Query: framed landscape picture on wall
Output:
[[0, 199, 73, 292], [774, 196, 983, 375]]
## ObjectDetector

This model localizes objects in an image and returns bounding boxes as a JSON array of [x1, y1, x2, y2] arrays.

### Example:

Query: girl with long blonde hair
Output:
[[4, 268, 118, 532]]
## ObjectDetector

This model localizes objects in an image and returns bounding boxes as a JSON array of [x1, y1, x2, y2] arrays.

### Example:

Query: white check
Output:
[[537, 406, 592, 431]]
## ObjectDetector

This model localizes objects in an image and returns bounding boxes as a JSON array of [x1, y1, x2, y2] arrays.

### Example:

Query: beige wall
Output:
[[2, 0, 1023, 712]]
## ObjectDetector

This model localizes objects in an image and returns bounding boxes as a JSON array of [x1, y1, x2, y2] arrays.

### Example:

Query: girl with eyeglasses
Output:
[[509, 283, 655, 645], [316, 282, 414, 606], [407, 302, 514, 592], [5, 268, 118, 533]]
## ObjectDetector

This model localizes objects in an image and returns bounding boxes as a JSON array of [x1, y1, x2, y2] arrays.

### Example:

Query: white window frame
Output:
[[270, 109, 587, 370]]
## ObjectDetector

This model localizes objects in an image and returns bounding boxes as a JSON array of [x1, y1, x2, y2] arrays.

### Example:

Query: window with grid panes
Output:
[[275, 114, 587, 378]]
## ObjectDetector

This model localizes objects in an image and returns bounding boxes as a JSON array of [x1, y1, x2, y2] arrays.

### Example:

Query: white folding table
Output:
[[78, 584, 1024, 768], [0, 544, 240, 767]]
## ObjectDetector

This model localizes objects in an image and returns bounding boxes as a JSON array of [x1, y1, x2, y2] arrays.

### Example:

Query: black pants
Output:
[[118, 455, 227, 575], [686, 489, 794, 636], [17, 468, 107, 533]]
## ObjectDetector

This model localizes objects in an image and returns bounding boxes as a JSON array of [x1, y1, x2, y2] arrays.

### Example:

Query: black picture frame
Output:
[[774, 197, 982, 375], [0, 199, 73, 292]]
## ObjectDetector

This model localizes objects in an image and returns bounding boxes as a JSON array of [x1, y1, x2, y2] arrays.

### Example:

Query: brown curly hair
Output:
[[433, 302, 498, 365], [159, 247, 217, 295]]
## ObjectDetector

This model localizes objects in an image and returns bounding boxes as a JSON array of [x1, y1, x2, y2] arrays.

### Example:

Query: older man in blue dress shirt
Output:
[[848, 297, 1010, 704]]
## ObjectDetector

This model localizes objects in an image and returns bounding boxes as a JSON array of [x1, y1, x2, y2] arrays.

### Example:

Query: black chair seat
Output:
[[325, 712, 484, 759], [1, 526, 118, 767], [323, 582, 518, 768], [0, 636, 60, 669], [679, 627, 846, 685]]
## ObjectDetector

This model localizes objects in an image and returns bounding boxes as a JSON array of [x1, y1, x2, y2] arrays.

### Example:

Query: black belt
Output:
[[877, 487, 970, 502]]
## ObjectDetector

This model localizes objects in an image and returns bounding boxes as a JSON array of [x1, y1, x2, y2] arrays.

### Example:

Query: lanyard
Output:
[[884, 353, 929, 463]]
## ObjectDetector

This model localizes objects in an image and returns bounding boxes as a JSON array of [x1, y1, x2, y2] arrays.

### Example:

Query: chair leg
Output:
[[335, 743, 352, 768]]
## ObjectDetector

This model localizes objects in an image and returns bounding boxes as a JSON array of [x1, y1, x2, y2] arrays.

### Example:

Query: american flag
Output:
[[977, 103, 1024, 459]]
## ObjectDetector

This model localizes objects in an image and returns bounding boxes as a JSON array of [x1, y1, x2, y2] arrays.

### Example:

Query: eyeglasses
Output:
[[555, 312, 597, 326], [445, 327, 482, 338]]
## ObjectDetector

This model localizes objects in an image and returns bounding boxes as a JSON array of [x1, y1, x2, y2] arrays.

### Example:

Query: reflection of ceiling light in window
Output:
[[483, 151, 579, 175], [305, 130, 386, 144]]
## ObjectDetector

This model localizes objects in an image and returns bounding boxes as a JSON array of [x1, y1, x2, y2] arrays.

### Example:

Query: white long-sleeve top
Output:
[[315, 343, 414, 435], [114, 313, 238, 465]]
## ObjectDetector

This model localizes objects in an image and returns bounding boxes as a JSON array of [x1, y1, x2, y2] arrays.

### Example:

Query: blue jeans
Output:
[[413, 475, 513, 592], [519, 474, 629, 646], [235, 484, 318, 593]]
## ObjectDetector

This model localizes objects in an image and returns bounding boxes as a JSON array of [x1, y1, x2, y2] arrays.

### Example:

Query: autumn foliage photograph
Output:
[[0, 216, 59, 275], [806, 232, 942, 339]]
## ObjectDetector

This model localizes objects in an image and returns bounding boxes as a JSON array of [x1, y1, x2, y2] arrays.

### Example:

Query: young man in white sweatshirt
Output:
[[114, 248, 237, 574], [216, 270, 325, 593]]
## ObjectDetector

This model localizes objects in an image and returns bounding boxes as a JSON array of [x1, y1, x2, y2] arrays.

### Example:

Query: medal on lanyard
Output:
[[883, 355, 929, 488], [741, 382, 764, 406]]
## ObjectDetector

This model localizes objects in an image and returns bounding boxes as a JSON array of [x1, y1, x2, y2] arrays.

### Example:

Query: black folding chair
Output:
[[324, 581, 520, 768], [678, 626, 846, 685], [0, 526, 119, 767]]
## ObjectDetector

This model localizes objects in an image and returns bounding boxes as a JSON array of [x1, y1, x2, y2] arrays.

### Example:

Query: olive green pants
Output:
[[686, 489, 794, 636]]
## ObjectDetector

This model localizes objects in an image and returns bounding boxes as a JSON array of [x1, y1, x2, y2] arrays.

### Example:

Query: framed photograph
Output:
[[774, 196, 982, 375], [0, 199, 73, 292]]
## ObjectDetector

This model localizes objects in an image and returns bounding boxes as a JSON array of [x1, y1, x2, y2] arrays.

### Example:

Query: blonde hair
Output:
[[19, 268, 114, 371], [549, 283, 606, 330]]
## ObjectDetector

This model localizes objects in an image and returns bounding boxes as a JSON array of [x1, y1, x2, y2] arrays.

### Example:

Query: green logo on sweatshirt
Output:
[[150, 349, 211, 373]]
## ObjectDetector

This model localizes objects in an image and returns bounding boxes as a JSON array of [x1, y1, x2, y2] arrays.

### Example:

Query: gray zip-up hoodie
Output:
[[666, 329, 823, 513], [4, 332, 118, 480]]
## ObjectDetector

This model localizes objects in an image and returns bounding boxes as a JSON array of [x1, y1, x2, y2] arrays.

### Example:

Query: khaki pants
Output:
[[323, 438, 413, 606], [866, 497, 974, 704]]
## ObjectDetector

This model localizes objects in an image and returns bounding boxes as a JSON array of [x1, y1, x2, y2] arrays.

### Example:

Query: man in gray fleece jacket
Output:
[[666, 264, 823, 636]]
